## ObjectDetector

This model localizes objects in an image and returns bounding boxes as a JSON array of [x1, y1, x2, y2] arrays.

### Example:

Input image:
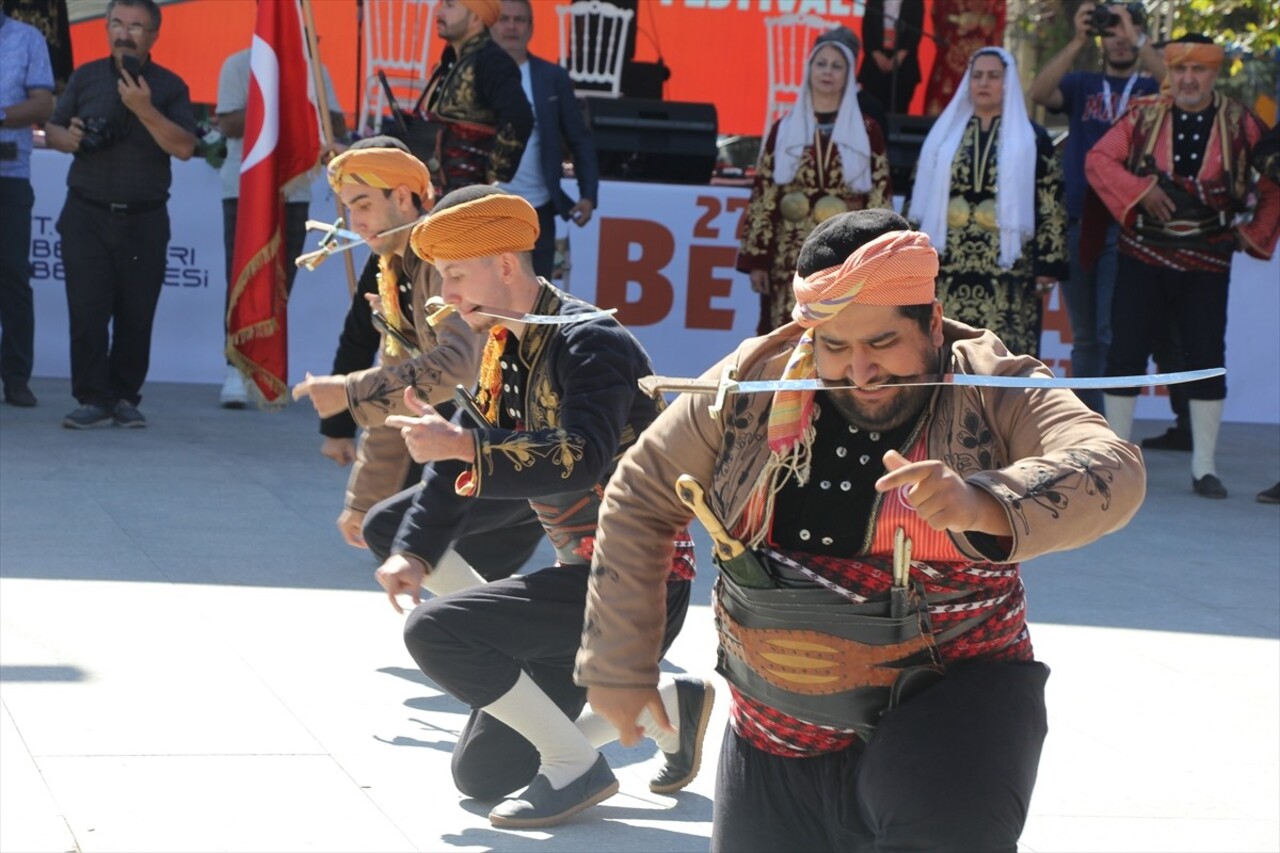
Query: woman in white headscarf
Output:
[[906, 46, 1067, 357], [736, 26, 894, 335]]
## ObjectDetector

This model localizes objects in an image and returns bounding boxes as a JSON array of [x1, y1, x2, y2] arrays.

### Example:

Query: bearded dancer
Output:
[[578, 209, 1146, 852], [1086, 34, 1280, 499]]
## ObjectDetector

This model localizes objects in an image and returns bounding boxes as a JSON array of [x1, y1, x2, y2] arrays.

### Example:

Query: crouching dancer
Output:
[[374, 187, 713, 828], [578, 209, 1145, 851]]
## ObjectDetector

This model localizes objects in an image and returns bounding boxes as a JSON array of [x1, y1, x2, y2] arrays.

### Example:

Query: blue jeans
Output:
[[1062, 220, 1117, 413]]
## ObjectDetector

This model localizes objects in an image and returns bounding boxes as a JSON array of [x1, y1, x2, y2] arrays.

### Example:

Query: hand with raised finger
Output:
[[876, 449, 1010, 535]]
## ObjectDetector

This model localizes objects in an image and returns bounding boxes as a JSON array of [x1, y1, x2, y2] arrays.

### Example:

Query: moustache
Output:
[[114, 40, 137, 50]]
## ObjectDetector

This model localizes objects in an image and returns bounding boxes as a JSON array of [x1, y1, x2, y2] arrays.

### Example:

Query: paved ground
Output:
[[1, 377, 1277, 853]]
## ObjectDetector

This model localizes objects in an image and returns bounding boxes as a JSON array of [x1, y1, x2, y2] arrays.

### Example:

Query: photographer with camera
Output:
[[44, 0, 196, 430], [1029, 2, 1164, 415]]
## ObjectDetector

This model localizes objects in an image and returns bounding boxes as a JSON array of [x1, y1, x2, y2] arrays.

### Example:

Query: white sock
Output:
[[573, 677, 681, 754], [1189, 399, 1224, 480], [482, 671, 598, 790], [1104, 393, 1137, 442], [420, 549, 487, 596]]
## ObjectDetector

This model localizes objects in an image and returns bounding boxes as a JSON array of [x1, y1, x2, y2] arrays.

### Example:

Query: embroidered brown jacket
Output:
[[341, 251, 485, 514], [576, 319, 1146, 689]]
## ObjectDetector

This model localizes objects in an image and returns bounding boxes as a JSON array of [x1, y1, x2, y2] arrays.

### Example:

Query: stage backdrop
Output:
[[66, 0, 938, 138], [27, 149, 1280, 424]]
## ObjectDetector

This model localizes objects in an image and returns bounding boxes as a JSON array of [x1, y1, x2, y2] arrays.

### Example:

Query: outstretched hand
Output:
[[384, 387, 475, 464]]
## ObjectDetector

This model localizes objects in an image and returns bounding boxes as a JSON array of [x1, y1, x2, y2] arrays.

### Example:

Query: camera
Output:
[[1088, 2, 1146, 37], [76, 116, 117, 156]]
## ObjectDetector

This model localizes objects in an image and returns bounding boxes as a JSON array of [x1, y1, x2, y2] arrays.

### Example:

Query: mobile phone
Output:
[[119, 54, 142, 79]]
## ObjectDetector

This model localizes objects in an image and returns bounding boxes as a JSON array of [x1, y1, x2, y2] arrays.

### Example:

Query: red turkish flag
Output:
[[226, 0, 322, 404]]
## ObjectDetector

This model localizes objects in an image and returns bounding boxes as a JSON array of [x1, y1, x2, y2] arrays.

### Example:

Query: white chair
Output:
[[358, 0, 437, 136], [762, 12, 838, 136], [557, 0, 634, 99]]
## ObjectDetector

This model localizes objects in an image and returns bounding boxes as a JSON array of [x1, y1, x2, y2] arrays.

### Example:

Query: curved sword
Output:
[[639, 367, 1226, 417]]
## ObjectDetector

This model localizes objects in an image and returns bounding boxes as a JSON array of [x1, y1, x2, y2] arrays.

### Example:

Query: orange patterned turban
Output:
[[463, 0, 500, 27], [1163, 41, 1225, 69], [767, 230, 938, 455], [410, 192, 540, 263], [327, 148, 432, 200], [790, 229, 939, 327]]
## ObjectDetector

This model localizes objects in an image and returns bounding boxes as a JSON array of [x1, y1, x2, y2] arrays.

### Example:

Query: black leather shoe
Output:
[[1142, 427, 1193, 452], [488, 753, 618, 828], [1192, 474, 1228, 499], [3, 383, 37, 407], [1257, 483, 1280, 504], [649, 676, 716, 794]]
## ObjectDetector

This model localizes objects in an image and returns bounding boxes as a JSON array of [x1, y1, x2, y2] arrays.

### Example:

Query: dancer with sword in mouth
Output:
[[290, 138, 544, 581], [577, 209, 1149, 852]]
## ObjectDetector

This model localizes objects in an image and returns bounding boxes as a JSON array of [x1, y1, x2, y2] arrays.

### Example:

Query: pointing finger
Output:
[[290, 373, 313, 401], [403, 386, 428, 415]]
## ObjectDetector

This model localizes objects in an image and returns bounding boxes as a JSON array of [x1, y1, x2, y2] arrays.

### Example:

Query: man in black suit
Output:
[[492, 0, 599, 279]]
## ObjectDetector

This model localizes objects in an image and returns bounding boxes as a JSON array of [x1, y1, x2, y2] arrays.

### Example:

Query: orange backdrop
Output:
[[69, 0, 937, 137]]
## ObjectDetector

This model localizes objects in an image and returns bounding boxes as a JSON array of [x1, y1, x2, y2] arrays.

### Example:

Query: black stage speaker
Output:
[[587, 98, 718, 185], [886, 114, 936, 195]]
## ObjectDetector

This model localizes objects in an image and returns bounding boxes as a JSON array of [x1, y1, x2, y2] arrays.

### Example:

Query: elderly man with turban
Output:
[[409, 0, 532, 197], [1086, 34, 1280, 500], [577, 209, 1146, 851], [372, 186, 712, 828], [292, 138, 544, 585]]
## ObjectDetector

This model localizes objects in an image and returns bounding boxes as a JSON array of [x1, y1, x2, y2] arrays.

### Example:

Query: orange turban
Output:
[[1163, 41, 1225, 69], [410, 193, 540, 263], [462, 0, 500, 27], [790, 230, 939, 327], [327, 148, 432, 201]]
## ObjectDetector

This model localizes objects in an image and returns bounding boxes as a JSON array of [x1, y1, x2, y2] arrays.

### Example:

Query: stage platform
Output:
[[1, 378, 1277, 853]]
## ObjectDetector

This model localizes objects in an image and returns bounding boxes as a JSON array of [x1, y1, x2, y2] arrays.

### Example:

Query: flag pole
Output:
[[301, 0, 358, 298]]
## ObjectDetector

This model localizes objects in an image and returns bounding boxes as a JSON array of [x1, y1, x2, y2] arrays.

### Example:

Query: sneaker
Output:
[[3, 383, 37, 407], [112, 399, 147, 428], [1258, 483, 1280, 504], [1192, 474, 1227, 499], [63, 403, 113, 429], [1142, 426, 1193, 452], [220, 366, 247, 409], [649, 676, 716, 794], [488, 753, 618, 829]]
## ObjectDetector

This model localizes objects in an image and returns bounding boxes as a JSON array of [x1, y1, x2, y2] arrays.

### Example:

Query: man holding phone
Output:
[[44, 0, 196, 429]]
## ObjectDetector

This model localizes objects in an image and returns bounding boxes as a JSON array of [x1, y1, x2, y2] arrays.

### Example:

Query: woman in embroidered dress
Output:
[[907, 47, 1068, 358], [736, 26, 893, 335]]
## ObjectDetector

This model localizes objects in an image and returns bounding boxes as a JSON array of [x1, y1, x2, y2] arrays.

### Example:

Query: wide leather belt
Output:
[[1133, 210, 1230, 250], [713, 567, 944, 735]]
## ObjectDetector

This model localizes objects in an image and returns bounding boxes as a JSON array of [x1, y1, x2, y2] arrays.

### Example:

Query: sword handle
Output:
[[675, 475, 744, 562]]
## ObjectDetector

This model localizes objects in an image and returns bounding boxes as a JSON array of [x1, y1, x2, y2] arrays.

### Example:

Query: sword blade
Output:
[[472, 306, 620, 325], [639, 368, 1225, 397]]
